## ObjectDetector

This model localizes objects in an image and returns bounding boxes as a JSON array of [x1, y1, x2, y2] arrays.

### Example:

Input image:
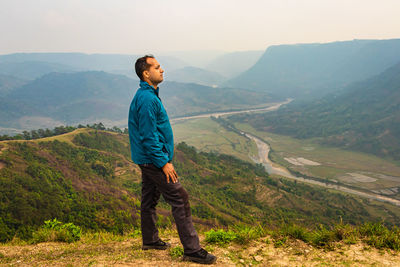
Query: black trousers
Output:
[[139, 163, 201, 254]]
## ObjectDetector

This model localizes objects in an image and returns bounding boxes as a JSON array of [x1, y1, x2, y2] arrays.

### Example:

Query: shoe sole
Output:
[[142, 244, 171, 250], [183, 255, 217, 264]]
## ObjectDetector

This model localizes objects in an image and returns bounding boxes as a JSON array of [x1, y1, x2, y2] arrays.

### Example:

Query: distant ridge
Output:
[[0, 71, 276, 130], [226, 39, 400, 98], [166, 66, 225, 86], [206, 50, 264, 78], [0, 52, 188, 79]]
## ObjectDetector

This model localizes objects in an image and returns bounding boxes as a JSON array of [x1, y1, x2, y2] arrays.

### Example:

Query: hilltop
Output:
[[1, 227, 400, 266]]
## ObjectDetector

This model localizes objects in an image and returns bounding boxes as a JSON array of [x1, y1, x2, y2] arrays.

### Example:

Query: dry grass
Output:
[[1, 231, 400, 266]]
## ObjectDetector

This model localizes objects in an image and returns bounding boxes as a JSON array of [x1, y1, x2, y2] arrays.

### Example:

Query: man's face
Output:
[[144, 57, 164, 87]]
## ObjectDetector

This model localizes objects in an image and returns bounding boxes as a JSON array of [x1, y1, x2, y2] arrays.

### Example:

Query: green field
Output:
[[172, 117, 258, 163], [231, 121, 400, 199]]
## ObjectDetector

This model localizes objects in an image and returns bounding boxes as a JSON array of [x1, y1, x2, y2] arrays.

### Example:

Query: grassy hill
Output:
[[1, 128, 400, 244], [226, 39, 400, 98], [227, 61, 400, 161]]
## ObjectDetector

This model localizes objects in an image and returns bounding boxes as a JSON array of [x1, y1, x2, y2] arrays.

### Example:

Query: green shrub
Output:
[[359, 222, 387, 237], [31, 218, 82, 243], [280, 224, 311, 243], [205, 229, 236, 245], [310, 225, 337, 249], [333, 223, 357, 244], [129, 228, 142, 238], [273, 236, 288, 247], [233, 225, 264, 244], [359, 222, 400, 251], [169, 246, 184, 259]]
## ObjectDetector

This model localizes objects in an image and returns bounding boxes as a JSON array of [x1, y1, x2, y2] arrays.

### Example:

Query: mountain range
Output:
[[0, 53, 188, 78], [0, 74, 27, 94], [226, 39, 400, 98], [165, 66, 225, 86], [206, 50, 264, 78], [0, 71, 277, 131]]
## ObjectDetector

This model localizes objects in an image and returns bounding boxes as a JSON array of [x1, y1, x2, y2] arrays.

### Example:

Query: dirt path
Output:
[[0, 146, 7, 170]]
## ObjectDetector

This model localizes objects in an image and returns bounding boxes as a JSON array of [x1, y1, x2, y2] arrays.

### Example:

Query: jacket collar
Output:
[[140, 81, 159, 97]]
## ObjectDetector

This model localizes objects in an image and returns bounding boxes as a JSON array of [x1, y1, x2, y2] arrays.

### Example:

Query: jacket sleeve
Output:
[[138, 98, 169, 168]]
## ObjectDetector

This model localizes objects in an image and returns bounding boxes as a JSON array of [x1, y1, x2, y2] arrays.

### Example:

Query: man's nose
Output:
[[161, 68, 164, 73]]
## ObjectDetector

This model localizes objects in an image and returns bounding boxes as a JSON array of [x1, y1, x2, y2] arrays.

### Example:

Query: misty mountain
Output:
[[1, 71, 276, 130], [206, 50, 264, 78], [0, 53, 188, 79], [166, 66, 226, 86], [162, 50, 226, 68], [226, 39, 400, 98], [0, 74, 27, 95], [0, 61, 78, 80], [228, 61, 400, 160]]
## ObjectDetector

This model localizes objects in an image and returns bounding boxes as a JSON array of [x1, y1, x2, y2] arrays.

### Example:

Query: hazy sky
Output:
[[1, 0, 399, 54]]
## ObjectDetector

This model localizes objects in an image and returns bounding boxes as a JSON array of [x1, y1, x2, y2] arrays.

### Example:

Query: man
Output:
[[128, 55, 216, 264]]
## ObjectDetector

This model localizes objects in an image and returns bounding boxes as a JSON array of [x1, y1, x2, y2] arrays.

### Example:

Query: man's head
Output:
[[135, 55, 164, 88]]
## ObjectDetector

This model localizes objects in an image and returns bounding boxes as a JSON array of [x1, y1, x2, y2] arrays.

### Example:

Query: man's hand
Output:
[[162, 162, 178, 183]]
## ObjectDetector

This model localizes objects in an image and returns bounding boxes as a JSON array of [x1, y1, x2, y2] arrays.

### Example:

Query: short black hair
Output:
[[135, 55, 155, 81]]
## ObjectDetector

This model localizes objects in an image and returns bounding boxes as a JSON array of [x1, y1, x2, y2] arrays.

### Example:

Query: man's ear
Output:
[[143, 70, 149, 79]]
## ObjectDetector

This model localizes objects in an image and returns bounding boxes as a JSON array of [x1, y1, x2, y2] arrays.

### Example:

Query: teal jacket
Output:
[[128, 81, 174, 168]]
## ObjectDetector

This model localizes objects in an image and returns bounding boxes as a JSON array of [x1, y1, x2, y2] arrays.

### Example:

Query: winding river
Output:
[[172, 100, 400, 207], [245, 133, 400, 207]]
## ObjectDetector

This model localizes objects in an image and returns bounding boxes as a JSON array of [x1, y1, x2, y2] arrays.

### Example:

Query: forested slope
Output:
[[228, 62, 400, 160], [1, 128, 400, 243]]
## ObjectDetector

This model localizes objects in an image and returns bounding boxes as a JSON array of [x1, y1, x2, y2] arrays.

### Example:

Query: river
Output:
[[246, 133, 400, 207], [171, 99, 292, 123], [172, 100, 400, 207]]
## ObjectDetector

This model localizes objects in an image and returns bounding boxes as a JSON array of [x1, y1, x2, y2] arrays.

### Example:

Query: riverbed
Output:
[[246, 133, 400, 207]]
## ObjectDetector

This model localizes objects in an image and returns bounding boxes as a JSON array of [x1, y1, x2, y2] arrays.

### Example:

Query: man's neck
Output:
[[144, 80, 158, 90]]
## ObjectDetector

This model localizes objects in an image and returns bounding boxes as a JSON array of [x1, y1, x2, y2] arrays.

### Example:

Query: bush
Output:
[[129, 228, 142, 238], [205, 226, 265, 246], [205, 229, 236, 245], [333, 223, 357, 244], [31, 219, 82, 243], [169, 246, 184, 259], [310, 225, 337, 249], [280, 224, 311, 243], [359, 222, 400, 251], [233, 225, 264, 244], [273, 236, 288, 247]]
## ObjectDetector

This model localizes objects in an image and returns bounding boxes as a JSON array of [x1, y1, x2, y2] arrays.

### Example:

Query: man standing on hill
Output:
[[128, 55, 216, 264]]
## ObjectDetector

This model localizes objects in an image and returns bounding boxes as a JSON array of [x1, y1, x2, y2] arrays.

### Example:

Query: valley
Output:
[[172, 106, 400, 208]]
